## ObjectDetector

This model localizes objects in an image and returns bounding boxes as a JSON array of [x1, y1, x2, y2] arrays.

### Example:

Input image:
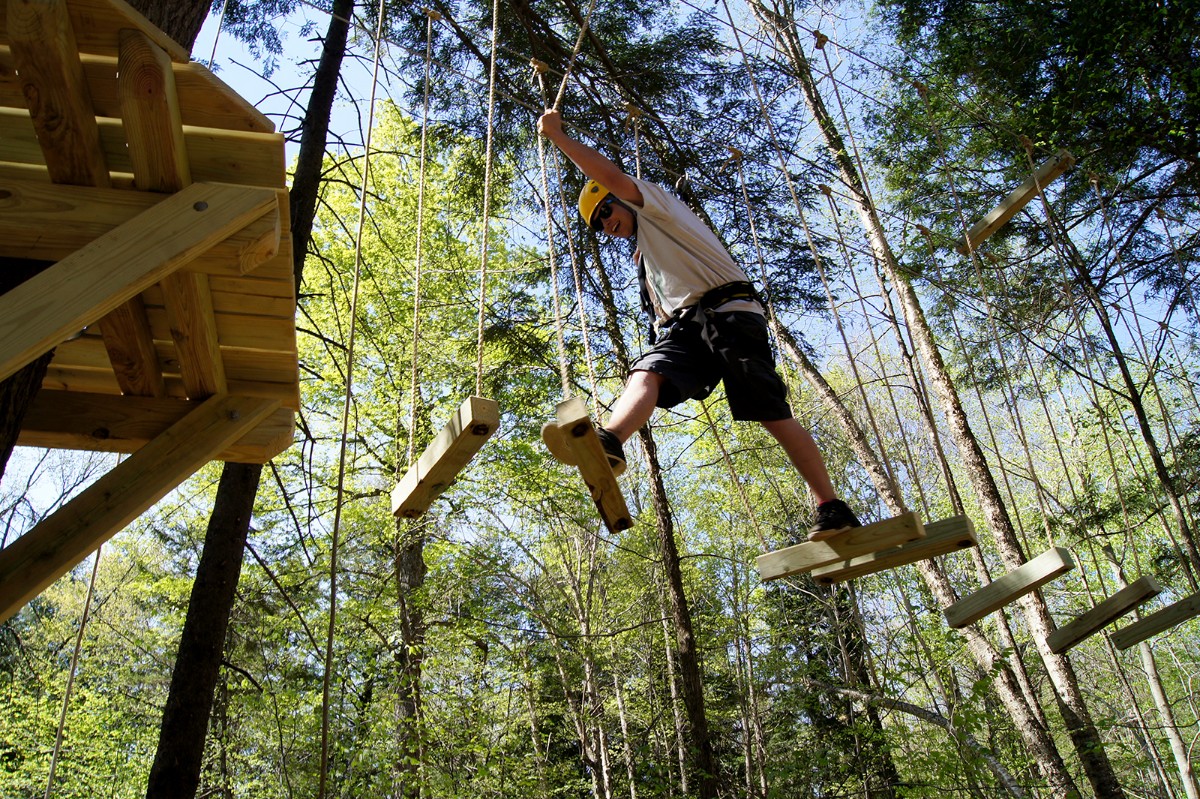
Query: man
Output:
[[538, 109, 859, 538]]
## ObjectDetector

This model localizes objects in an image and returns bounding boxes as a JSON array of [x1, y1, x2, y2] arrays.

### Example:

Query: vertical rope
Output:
[[474, 0, 502, 398], [44, 545, 102, 799], [532, 63, 574, 400], [405, 8, 439, 467], [318, 1, 387, 795]]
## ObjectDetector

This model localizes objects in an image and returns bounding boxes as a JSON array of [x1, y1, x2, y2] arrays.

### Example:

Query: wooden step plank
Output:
[[392, 396, 500, 519], [555, 396, 633, 533], [0, 46, 274, 133], [810, 515, 977, 585], [944, 547, 1075, 629], [956, 150, 1075, 254], [756, 512, 926, 582], [17, 389, 294, 462], [0, 108, 287, 188], [1047, 576, 1162, 654], [1110, 591, 1200, 650], [0, 181, 277, 381], [0, 393, 279, 624]]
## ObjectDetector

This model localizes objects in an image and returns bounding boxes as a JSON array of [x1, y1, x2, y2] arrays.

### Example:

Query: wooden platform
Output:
[[392, 396, 499, 519], [809, 515, 977, 585], [553, 396, 632, 533], [0, 0, 297, 466], [1047, 575, 1161, 654], [755, 512, 926, 582], [944, 547, 1074, 629], [0, 0, 296, 621]]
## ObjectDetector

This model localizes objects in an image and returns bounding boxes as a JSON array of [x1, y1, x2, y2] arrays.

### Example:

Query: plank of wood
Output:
[[0, 181, 277, 381], [391, 396, 500, 519], [0, 0, 189, 63], [1046, 576, 1162, 654], [756, 512, 926, 582], [162, 271, 226, 398], [944, 547, 1075, 629], [810, 515, 977, 585], [6, 0, 110, 186], [555, 396, 633, 533], [19, 391, 294, 462], [956, 150, 1075, 254], [0, 46, 274, 133], [95, 296, 164, 396], [116, 30, 228, 400], [0, 177, 285, 269], [1110, 590, 1200, 650], [0, 108, 287, 188], [119, 28, 190, 191], [0, 393, 279, 624]]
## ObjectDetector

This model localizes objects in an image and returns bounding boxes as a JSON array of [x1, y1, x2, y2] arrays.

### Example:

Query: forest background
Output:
[[1, 0, 1198, 797]]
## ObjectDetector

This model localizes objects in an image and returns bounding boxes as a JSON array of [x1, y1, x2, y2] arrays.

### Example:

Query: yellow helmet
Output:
[[577, 180, 612, 228]]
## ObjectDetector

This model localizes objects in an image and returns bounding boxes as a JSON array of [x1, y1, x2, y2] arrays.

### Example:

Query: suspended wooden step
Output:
[[391, 396, 499, 519], [809, 514, 977, 585], [755, 512, 926, 582], [955, 149, 1075, 254], [1046, 575, 1161, 654], [944, 546, 1074, 629], [1110, 590, 1200, 651], [543, 396, 632, 533]]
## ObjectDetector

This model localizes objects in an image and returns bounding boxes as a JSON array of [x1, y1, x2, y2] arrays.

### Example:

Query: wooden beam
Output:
[[0, 181, 277, 381], [391, 396, 500, 519], [117, 28, 226, 399], [810, 515, 977, 585], [956, 150, 1075, 254], [118, 28, 190, 191], [555, 396, 633, 532], [755, 512, 926, 582], [1110, 590, 1200, 651], [6, 0, 110, 186], [0, 177, 283, 270], [1, 46, 275, 133], [0, 393, 279, 624], [0, 108, 287, 188], [0, 0, 190, 63], [1046, 576, 1162, 654], [18, 389, 294, 462], [96, 297, 165, 396], [944, 547, 1075, 629]]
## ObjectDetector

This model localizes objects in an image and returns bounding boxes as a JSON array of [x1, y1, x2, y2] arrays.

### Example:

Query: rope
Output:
[[318, 1, 388, 795], [532, 61, 574, 399], [406, 9, 439, 468], [44, 545, 102, 799], [206, 0, 232, 70], [473, 0, 503, 398], [552, 0, 600, 111]]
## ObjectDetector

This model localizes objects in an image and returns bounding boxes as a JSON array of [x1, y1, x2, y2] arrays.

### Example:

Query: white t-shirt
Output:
[[630, 178, 762, 322]]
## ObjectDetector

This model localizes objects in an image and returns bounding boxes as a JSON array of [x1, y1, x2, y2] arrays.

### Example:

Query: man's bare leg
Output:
[[760, 417, 837, 504], [605, 370, 664, 442]]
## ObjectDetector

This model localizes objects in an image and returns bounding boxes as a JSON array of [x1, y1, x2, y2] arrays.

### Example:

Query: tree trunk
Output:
[[145, 462, 262, 799], [585, 235, 720, 798], [751, 4, 1127, 795], [144, 1, 353, 796]]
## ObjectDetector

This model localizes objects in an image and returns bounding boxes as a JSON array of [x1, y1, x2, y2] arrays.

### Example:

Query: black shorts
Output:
[[631, 310, 792, 421]]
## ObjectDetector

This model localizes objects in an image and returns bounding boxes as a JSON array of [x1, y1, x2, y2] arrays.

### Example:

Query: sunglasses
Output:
[[591, 196, 617, 231]]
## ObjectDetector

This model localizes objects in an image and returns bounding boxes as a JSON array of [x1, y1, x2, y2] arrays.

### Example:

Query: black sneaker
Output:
[[596, 428, 627, 477], [808, 499, 861, 541]]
